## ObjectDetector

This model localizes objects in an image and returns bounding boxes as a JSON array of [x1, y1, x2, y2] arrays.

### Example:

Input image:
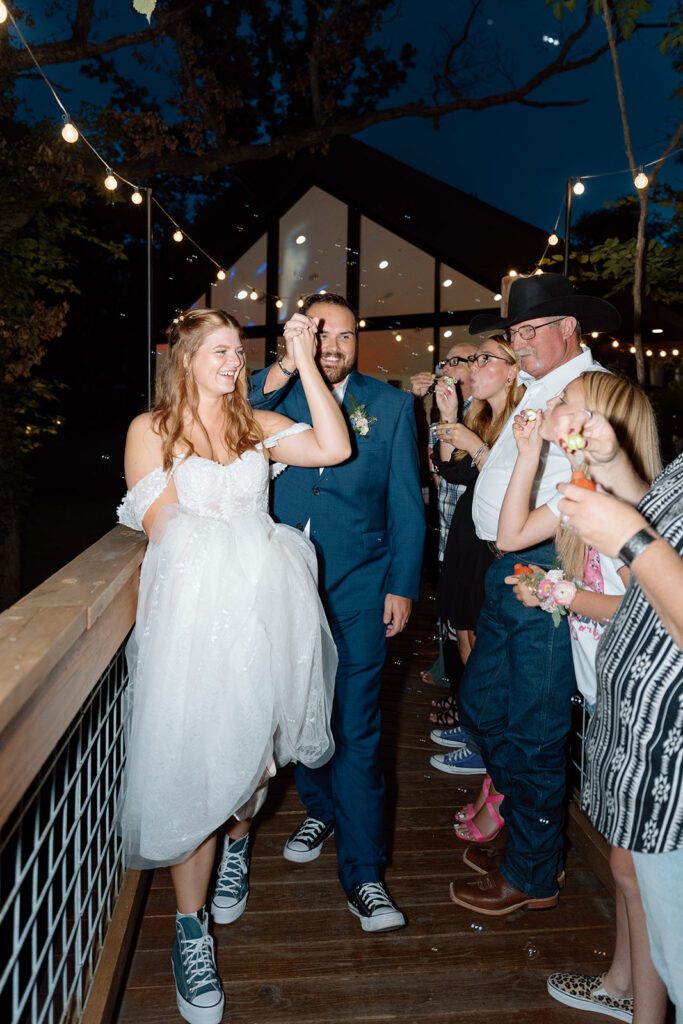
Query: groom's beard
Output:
[[318, 349, 356, 385]]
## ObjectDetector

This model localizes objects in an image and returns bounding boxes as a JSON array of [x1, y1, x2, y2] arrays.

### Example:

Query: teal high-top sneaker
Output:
[[171, 908, 224, 1024], [211, 833, 250, 924]]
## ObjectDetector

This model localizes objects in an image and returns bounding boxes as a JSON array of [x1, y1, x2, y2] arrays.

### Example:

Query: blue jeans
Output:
[[633, 848, 683, 1013], [458, 542, 576, 898]]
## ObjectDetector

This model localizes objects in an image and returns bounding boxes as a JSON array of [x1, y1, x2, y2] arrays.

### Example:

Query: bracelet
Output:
[[618, 528, 656, 566], [277, 355, 298, 378], [471, 443, 489, 467]]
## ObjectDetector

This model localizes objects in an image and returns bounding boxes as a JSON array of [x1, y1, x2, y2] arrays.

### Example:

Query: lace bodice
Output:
[[118, 423, 310, 532]]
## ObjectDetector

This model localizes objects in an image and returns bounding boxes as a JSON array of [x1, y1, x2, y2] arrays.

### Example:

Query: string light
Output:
[[573, 179, 585, 195], [173, 229, 183, 242], [359, 319, 366, 328], [611, 340, 619, 348], [104, 172, 117, 191], [0, 3, 7, 24], [634, 169, 649, 189], [61, 120, 79, 144], [548, 233, 559, 246], [646, 349, 653, 357], [395, 333, 402, 341], [592, 332, 599, 339], [630, 346, 636, 354], [249, 289, 258, 300], [659, 350, 667, 358], [297, 298, 304, 308], [427, 344, 435, 352], [509, 269, 518, 277], [237, 289, 248, 300], [216, 269, 226, 281], [275, 298, 283, 309], [673, 349, 680, 356], [131, 190, 143, 205]]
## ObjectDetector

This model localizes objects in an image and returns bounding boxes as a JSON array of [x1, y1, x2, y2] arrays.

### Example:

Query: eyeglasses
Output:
[[505, 317, 566, 343], [437, 355, 470, 370], [467, 352, 516, 369]]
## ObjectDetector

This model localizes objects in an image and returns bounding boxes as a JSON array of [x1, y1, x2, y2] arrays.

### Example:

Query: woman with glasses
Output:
[[429, 338, 524, 843]]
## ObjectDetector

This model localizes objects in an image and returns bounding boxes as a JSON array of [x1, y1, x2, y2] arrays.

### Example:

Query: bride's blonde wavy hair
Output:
[[153, 309, 263, 470], [556, 371, 662, 580]]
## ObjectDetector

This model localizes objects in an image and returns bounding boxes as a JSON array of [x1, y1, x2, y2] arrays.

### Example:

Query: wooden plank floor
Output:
[[116, 596, 616, 1024]]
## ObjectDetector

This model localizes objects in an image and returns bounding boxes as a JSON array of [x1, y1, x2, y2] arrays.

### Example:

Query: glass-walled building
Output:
[[186, 137, 549, 385]]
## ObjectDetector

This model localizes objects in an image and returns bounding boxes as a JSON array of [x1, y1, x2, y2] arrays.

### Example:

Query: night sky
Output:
[[15, 0, 682, 230]]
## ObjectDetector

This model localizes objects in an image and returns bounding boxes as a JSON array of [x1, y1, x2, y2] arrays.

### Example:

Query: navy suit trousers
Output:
[[295, 606, 388, 894]]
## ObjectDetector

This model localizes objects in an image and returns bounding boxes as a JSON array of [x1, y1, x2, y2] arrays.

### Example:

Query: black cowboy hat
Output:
[[469, 273, 621, 335]]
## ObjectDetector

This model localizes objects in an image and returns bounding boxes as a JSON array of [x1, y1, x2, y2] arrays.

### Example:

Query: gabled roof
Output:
[[192, 136, 548, 294]]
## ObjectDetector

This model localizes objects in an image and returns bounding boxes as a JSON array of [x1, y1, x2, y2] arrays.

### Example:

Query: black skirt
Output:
[[436, 483, 495, 632]]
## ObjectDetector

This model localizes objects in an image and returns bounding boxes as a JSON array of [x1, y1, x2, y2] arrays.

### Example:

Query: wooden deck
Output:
[[115, 599, 616, 1024]]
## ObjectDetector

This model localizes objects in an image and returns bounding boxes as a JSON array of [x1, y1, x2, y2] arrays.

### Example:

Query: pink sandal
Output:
[[454, 775, 491, 824], [453, 792, 504, 844]]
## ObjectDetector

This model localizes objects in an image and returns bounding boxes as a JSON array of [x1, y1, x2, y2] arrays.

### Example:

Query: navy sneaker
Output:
[[211, 834, 250, 925], [430, 747, 487, 775], [347, 882, 406, 933], [171, 909, 224, 1024], [430, 726, 471, 748], [283, 817, 334, 863]]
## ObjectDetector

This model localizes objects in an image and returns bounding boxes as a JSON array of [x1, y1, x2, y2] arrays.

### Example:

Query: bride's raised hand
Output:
[[283, 314, 318, 369]]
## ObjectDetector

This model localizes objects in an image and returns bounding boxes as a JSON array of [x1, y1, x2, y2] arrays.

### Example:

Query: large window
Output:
[[278, 187, 348, 321], [359, 328, 432, 390], [359, 218, 434, 317], [440, 263, 498, 312], [211, 235, 268, 326]]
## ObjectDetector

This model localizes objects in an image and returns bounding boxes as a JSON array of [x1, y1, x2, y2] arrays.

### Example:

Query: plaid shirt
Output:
[[429, 397, 472, 561]]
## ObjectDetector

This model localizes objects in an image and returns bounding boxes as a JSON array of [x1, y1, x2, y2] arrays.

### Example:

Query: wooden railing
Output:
[[0, 526, 147, 1024]]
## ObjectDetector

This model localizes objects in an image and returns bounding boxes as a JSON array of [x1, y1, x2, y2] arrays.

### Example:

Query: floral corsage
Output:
[[513, 564, 577, 627], [348, 393, 377, 437]]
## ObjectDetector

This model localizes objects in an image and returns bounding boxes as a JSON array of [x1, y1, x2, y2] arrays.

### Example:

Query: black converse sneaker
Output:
[[347, 882, 406, 933], [282, 817, 334, 862]]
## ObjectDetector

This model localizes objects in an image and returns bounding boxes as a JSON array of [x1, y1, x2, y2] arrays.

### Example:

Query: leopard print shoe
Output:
[[547, 971, 633, 1022]]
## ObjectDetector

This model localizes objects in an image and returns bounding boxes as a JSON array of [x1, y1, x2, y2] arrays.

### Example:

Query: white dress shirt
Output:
[[472, 349, 605, 541]]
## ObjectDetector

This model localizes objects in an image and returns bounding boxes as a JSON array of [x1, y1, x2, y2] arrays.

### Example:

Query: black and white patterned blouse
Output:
[[583, 453, 683, 853]]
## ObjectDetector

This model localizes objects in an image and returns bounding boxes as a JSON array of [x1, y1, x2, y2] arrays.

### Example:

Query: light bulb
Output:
[[61, 121, 79, 144], [275, 299, 283, 309], [131, 190, 143, 205], [216, 269, 226, 281], [444, 330, 453, 338], [0, 3, 8, 24], [237, 289, 248, 300], [494, 293, 502, 302], [573, 180, 585, 195], [659, 350, 667, 358], [645, 349, 653, 357], [673, 349, 680, 356], [249, 290, 258, 300], [378, 260, 389, 269], [634, 171, 649, 190], [173, 229, 183, 242], [443, 278, 453, 288], [295, 235, 306, 245], [629, 346, 636, 354], [297, 298, 304, 308], [611, 340, 619, 348], [591, 331, 599, 339], [358, 319, 366, 328], [548, 233, 559, 246], [508, 269, 518, 277], [104, 173, 118, 191]]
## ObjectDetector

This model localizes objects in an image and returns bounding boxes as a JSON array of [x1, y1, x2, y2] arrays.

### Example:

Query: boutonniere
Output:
[[348, 393, 378, 437]]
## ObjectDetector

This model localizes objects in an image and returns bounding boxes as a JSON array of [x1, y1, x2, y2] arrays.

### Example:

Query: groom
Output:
[[250, 293, 425, 932]]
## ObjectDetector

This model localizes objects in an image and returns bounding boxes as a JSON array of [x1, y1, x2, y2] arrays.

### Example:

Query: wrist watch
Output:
[[277, 355, 298, 378], [618, 528, 656, 566]]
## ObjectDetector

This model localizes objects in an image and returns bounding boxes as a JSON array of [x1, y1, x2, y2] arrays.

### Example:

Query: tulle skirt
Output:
[[117, 506, 336, 869]]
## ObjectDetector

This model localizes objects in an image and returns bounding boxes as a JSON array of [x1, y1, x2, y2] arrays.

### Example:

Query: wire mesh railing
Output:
[[0, 637, 131, 1024]]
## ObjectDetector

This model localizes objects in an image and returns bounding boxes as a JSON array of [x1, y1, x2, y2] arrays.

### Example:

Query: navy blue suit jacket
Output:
[[250, 367, 425, 617]]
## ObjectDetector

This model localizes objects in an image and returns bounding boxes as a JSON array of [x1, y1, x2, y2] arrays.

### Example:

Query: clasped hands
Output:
[[281, 313, 320, 370]]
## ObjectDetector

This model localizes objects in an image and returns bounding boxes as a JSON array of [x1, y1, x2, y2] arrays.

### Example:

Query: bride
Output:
[[117, 308, 350, 1024]]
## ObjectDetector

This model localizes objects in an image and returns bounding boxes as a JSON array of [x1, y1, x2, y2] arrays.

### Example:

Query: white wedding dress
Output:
[[116, 424, 336, 869]]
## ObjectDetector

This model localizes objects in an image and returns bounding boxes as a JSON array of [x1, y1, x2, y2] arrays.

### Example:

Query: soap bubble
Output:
[[523, 941, 540, 960]]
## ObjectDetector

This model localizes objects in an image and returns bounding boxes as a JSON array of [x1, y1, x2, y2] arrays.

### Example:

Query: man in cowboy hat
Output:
[[447, 272, 620, 916]]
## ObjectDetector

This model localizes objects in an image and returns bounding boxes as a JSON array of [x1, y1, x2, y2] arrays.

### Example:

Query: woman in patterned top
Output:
[[556, 408, 683, 1017]]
